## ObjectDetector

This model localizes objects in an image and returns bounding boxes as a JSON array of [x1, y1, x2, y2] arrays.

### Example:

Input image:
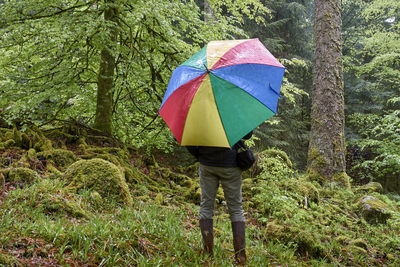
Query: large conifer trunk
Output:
[[94, 1, 117, 135], [308, 0, 347, 183]]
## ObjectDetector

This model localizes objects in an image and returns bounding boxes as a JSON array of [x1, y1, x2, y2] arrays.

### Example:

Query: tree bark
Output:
[[204, 0, 216, 23], [307, 0, 348, 185], [94, 0, 118, 135]]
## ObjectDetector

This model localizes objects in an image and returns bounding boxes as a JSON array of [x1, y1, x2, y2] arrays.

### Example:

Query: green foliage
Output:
[[346, 110, 400, 191], [0, 0, 270, 151], [255, 57, 311, 169], [343, 0, 400, 114]]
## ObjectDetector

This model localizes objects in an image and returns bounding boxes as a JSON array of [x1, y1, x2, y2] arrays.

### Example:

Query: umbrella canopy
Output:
[[159, 38, 285, 147]]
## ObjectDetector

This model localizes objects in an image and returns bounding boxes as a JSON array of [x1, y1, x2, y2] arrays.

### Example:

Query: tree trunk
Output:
[[307, 0, 349, 186], [204, 0, 216, 23], [94, 0, 118, 135]]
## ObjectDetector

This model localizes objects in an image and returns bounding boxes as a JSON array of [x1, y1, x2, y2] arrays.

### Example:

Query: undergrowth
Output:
[[1, 125, 400, 266]]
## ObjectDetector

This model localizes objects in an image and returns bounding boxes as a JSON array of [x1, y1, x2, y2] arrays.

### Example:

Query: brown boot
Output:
[[199, 219, 213, 256], [232, 221, 246, 265]]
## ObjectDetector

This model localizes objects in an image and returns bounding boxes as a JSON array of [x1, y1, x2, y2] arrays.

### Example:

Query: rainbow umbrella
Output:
[[159, 38, 285, 147]]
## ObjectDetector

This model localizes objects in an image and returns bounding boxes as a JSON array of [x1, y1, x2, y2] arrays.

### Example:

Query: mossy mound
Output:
[[356, 182, 384, 193], [39, 192, 92, 219], [254, 148, 294, 180], [79, 146, 146, 185], [331, 172, 351, 188], [1, 167, 39, 185], [63, 158, 133, 206], [264, 221, 326, 258], [36, 149, 76, 169], [4, 179, 92, 219]]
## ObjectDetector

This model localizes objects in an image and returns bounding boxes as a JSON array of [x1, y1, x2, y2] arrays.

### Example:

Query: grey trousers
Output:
[[199, 164, 245, 222]]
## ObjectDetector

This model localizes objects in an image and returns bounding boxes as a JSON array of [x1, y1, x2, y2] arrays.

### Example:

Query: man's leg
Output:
[[198, 164, 219, 255], [220, 167, 246, 265]]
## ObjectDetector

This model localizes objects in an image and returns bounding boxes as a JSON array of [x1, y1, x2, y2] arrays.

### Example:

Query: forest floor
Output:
[[1, 124, 400, 266]]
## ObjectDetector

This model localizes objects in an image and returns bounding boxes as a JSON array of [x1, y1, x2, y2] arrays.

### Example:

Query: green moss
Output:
[[155, 193, 164, 205], [149, 165, 193, 187], [183, 182, 201, 203], [216, 187, 224, 203], [264, 222, 326, 258], [136, 195, 151, 202], [20, 132, 32, 149], [356, 195, 392, 224], [259, 148, 293, 168], [63, 158, 133, 206], [4, 130, 13, 140], [27, 148, 36, 160], [286, 178, 320, 203], [356, 182, 383, 193], [1, 167, 38, 184], [308, 147, 327, 170], [294, 229, 326, 257], [31, 130, 53, 152], [86, 147, 130, 161], [348, 245, 368, 255], [77, 136, 87, 146], [0, 253, 21, 266], [41, 194, 92, 219], [1, 139, 16, 149], [265, 221, 285, 238], [335, 235, 351, 244], [39, 139, 53, 151], [349, 238, 368, 250], [13, 127, 22, 146], [46, 163, 63, 176], [332, 172, 351, 188], [5, 179, 93, 219], [36, 149, 76, 169], [44, 129, 77, 144], [256, 148, 294, 181]]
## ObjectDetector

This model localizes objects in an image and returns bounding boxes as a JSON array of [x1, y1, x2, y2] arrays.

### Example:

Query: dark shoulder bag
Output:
[[235, 140, 255, 171]]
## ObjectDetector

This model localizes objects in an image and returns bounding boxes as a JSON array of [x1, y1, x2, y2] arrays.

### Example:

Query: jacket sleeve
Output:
[[186, 146, 199, 160]]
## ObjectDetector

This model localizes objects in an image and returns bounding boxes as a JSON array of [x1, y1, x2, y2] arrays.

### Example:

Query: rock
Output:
[[356, 195, 392, 224], [63, 158, 133, 206]]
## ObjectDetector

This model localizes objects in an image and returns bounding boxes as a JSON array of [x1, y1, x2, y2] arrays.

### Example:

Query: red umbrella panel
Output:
[[159, 38, 285, 147]]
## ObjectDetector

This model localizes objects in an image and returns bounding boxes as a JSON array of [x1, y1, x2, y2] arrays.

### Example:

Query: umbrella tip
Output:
[[203, 64, 210, 73]]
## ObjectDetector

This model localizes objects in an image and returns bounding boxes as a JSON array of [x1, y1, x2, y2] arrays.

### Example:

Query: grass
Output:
[[3, 177, 397, 266], [0, 177, 311, 266]]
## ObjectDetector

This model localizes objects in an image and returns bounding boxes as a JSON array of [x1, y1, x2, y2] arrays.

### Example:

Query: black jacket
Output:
[[186, 131, 253, 167]]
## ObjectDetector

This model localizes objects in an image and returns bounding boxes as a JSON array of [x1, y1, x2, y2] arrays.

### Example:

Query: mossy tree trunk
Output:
[[94, 0, 118, 135], [307, 0, 348, 185]]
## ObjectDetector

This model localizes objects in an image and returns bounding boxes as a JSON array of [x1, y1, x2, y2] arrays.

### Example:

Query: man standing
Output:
[[187, 132, 252, 265]]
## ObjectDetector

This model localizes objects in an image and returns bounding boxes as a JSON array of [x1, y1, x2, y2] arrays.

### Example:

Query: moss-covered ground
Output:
[[1, 125, 400, 266]]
